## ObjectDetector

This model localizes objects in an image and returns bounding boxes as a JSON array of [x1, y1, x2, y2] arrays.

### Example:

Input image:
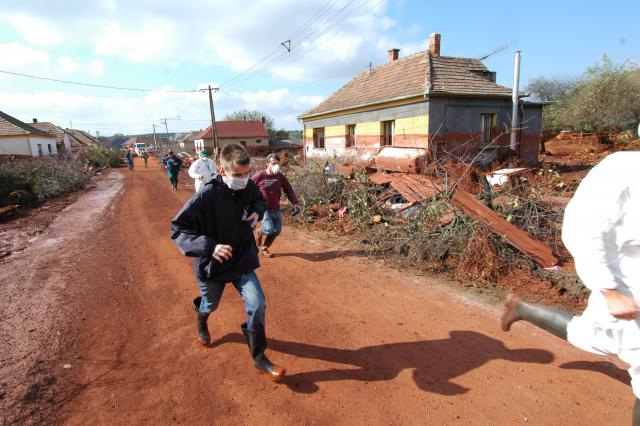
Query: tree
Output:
[[533, 56, 640, 133], [223, 109, 274, 132]]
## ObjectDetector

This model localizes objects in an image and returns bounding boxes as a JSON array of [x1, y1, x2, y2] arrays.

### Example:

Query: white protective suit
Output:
[[188, 157, 218, 192], [562, 152, 640, 397]]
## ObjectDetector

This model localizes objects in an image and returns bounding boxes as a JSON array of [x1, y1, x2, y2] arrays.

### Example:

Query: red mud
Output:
[[0, 157, 634, 425]]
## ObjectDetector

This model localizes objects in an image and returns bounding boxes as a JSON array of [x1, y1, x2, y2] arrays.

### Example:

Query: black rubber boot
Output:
[[193, 297, 211, 347], [633, 398, 640, 426], [264, 235, 276, 248], [241, 323, 285, 381], [501, 296, 572, 340]]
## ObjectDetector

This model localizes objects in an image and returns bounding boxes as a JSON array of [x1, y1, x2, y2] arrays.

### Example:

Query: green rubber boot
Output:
[[501, 296, 572, 340]]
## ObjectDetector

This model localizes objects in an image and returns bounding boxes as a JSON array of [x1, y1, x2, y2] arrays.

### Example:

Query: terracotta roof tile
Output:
[[0, 111, 53, 137], [301, 51, 513, 117], [31, 122, 65, 144]]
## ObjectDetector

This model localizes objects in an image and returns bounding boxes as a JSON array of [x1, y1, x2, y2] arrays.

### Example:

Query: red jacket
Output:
[[251, 170, 299, 211]]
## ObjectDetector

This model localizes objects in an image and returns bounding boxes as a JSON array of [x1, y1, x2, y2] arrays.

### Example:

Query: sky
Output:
[[0, 0, 638, 136]]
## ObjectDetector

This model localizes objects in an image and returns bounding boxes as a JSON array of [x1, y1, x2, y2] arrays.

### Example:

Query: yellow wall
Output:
[[395, 115, 428, 136], [356, 121, 383, 136], [325, 125, 347, 138], [304, 128, 313, 138]]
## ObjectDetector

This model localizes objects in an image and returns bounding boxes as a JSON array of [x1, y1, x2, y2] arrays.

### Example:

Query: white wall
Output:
[[63, 134, 71, 152], [0, 136, 32, 155], [29, 136, 58, 156]]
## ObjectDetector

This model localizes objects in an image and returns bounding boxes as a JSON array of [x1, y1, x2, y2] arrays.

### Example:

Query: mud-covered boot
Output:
[[633, 398, 640, 426], [501, 295, 572, 340], [193, 297, 211, 347], [241, 323, 285, 381]]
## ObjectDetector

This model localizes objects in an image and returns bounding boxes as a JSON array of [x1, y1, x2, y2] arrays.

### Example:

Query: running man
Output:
[[251, 153, 301, 258], [502, 152, 640, 425], [125, 149, 134, 172], [171, 144, 285, 380], [163, 151, 183, 190], [188, 149, 218, 192]]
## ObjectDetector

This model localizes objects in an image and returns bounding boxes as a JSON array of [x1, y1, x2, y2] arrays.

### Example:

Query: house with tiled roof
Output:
[[30, 119, 72, 153], [65, 128, 101, 152], [194, 120, 269, 153], [299, 33, 543, 166], [0, 111, 58, 156]]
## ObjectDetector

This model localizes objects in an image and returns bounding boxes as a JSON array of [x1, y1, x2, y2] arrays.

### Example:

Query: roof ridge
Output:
[[0, 110, 52, 136]]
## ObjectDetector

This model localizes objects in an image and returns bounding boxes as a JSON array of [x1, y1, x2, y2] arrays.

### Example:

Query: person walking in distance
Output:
[[125, 149, 134, 172], [251, 153, 301, 258], [171, 144, 285, 381], [141, 150, 149, 168], [163, 151, 183, 190], [188, 149, 218, 193], [501, 152, 640, 425]]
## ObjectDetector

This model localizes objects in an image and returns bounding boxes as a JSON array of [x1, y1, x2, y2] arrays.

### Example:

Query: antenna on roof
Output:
[[281, 40, 291, 52], [477, 40, 516, 61], [368, 61, 373, 75]]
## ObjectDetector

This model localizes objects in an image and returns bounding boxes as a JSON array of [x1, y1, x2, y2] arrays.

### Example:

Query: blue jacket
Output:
[[170, 175, 265, 283]]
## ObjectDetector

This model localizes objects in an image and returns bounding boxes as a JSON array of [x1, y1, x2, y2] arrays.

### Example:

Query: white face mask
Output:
[[226, 176, 249, 191], [270, 164, 281, 174]]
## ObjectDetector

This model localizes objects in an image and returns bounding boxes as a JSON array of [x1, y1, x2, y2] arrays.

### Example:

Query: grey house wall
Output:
[[428, 96, 541, 165]]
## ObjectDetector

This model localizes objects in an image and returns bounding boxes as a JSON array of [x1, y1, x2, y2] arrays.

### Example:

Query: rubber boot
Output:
[[633, 398, 640, 426], [241, 323, 285, 381], [501, 296, 572, 340], [193, 297, 211, 347], [261, 235, 276, 258]]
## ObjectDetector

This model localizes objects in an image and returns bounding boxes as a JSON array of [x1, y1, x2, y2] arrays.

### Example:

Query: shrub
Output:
[[0, 157, 90, 206]]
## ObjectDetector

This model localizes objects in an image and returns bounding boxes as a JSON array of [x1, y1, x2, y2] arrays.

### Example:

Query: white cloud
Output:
[[0, 42, 49, 69], [0, 87, 321, 135], [95, 20, 177, 62], [56, 56, 105, 76], [7, 13, 64, 46]]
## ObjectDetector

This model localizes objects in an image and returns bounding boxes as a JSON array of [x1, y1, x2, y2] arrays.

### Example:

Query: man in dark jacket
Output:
[[171, 144, 285, 381]]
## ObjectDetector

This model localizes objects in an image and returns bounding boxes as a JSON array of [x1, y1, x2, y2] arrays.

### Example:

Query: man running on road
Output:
[[188, 149, 218, 193], [502, 152, 640, 425], [251, 153, 300, 258], [171, 143, 285, 381]]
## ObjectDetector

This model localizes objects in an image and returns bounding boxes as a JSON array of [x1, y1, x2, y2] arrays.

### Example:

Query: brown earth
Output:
[[0, 157, 635, 425]]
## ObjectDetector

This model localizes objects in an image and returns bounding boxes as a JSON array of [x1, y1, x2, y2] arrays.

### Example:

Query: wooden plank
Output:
[[452, 189, 558, 268]]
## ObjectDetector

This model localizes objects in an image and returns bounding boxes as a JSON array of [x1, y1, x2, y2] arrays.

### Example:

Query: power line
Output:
[[0, 69, 197, 93]]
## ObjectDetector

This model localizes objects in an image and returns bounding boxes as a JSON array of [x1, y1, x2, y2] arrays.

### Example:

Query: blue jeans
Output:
[[196, 271, 265, 332], [261, 210, 282, 237]]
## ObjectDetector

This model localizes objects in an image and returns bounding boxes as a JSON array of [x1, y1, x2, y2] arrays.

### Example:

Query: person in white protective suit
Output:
[[501, 151, 640, 425], [188, 149, 218, 192]]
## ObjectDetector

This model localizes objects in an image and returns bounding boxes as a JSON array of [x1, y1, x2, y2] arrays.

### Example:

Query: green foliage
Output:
[[84, 146, 123, 168], [0, 157, 90, 206], [537, 56, 640, 132]]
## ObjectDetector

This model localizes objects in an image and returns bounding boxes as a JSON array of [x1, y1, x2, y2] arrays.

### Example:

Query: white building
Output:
[[0, 111, 58, 156]]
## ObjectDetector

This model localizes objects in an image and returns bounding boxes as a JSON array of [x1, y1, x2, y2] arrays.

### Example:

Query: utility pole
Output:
[[158, 118, 171, 152], [199, 85, 219, 156], [152, 124, 158, 147]]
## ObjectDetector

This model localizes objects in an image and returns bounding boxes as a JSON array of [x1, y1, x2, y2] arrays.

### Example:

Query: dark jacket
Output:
[[171, 175, 265, 283]]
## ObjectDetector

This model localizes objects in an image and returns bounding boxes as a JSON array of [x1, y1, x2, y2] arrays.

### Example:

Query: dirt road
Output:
[[1, 158, 634, 424]]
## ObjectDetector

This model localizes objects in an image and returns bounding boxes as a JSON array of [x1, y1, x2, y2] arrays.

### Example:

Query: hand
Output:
[[602, 289, 640, 320], [293, 204, 301, 210], [247, 212, 259, 228], [212, 244, 232, 263]]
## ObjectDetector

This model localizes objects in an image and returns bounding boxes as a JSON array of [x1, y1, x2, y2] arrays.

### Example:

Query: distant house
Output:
[[299, 33, 543, 166], [0, 110, 58, 156], [65, 129, 101, 153], [179, 130, 202, 151], [30, 119, 72, 153], [194, 120, 269, 153]]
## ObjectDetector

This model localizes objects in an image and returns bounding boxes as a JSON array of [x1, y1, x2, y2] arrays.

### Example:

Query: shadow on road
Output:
[[209, 330, 554, 395], [273, 250, 369, 262], [559, 360, 631, 386]]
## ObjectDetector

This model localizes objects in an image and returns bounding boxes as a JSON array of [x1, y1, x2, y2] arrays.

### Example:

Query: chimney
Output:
[[387, 48, 400, 62], [261, 116, 265, 124], [32, 118, 38, 123], [428, 33, 441, 56]]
